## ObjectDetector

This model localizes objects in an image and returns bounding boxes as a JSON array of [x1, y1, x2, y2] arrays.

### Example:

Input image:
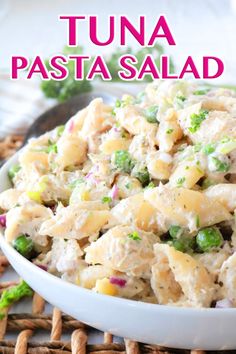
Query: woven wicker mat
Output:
[[0, 136, 234, 354]]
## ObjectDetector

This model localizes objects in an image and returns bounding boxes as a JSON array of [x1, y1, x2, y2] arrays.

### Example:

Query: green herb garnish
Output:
[[56, 125, 65, 137], [202, 143, 215, 155], [144, 105, 159, 123], [193, 143, 202, 153], [145, 181, 155, 189], [210, 157, 230, 173], [46, 143, 58, 154], [8, 165, 21, 183], [102, 196, 112, 204], [68, 179, 84, 189], [193, 89, 210, 95], [128, 231, 142, 241], [176, 177, 186, 187], [135, 91, 146, 104], [176, 95, 186, 102], [113, 150, 134, 173], [166, 128, 174, 135], [188, 110, 209, 133], [195, 215, 200, 228]]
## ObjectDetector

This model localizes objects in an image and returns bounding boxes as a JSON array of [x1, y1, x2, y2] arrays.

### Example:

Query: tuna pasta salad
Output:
[[1, 81, 236, 308]]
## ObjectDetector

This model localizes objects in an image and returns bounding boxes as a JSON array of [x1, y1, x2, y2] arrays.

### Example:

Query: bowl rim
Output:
[[1, 149, 236, 316]]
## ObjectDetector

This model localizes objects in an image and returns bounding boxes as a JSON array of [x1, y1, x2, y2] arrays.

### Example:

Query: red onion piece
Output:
[[67, 120, 75, 133], [85, 172, 99, 185], [0, 214, 6, 228], [109, 184, 119, 200], [85, 172, 93, 179], [110, 276, 127, 288], [91, 164, 99, 173], [35, 264, 48, 271], [113, 127, 121, 133], [215, 298, 233, 308]]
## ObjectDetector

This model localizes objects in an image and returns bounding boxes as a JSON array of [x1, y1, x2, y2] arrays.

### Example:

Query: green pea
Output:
[[169, 236, 195, 253], [169, 225, 182, 238], [8, 165, 21, 182], [13, 235, 34, 259], [170, 239, 187, 253], [113, 150, 134, 173], [196, 227, 223, 252], [144, 105, 159, 123]]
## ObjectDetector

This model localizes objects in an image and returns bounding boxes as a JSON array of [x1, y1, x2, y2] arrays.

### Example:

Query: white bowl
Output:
[[1, 152, 236, 350]]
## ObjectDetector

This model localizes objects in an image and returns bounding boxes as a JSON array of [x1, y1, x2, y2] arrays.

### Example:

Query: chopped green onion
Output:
[[220, 137, 231, 144], [115, 99, 121, 108], [176, 95, 186, 102], [56, 125, 65, 137], [127, 231, 141, 241], [188, 110, 209, 133], [102, 196, 112, 204], [135, 91, 146, 104], [47, 143, 58, 154], [218, 138, 236, 154], [8, 165, 21, 182], [201, 178, 215, 189], [113, 150, 134, 173], [195, 215, 200, 228], [121, 96, 134, 107], [210, 157, 230, 173], [144, 105, 159, 123], [193, 89, 210, 95], [203, 144, 215, 155], [176, 177, 186, 187], [116, 96, 134, 108], [166, 128, 174, 135], [193, 143, 202, 153], [145, 181, 155, 189], [68, 179, 84, 189]]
